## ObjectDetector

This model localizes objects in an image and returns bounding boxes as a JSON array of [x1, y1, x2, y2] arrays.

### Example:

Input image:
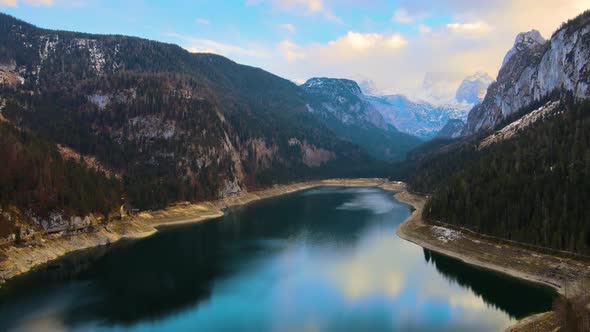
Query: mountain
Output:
[[0, 121, 122, 240], [435, 119, 465, 139], [363, 72, 491, 140], [301, 77, 422, 160], [406, 11, 590, 255], [412, 97, 590, 255], [455, 72, 494, 104], [366, 93, 473, 140], [0, 13, 371, 218], [465, 13, 590, 135], [501, 30, 546, 67]]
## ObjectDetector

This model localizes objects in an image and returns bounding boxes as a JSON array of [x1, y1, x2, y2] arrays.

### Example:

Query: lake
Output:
[[0, 187, 555, 331]]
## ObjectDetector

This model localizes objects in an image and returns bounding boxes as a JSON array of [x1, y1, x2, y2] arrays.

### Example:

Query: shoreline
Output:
[[0, 178, 404, 286], [3, 180, 583, 331], [394, 191, 590, 294], [394, 191, 590, 332]]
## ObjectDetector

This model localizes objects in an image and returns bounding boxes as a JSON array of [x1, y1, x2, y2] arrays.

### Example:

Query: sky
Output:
[[2, 0, 589, 100]]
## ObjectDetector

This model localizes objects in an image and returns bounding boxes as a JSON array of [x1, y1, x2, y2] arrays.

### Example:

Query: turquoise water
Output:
[[0, 187, 555, 331]]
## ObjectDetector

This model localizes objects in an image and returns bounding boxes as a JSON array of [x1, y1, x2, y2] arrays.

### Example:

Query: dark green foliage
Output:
[[417, 99, 590, 254], [0, 13, 373, 211], [0, 122, 121, 219]]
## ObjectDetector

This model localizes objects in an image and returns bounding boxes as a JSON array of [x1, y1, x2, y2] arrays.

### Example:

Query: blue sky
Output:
[[2, 0, 588, 99]]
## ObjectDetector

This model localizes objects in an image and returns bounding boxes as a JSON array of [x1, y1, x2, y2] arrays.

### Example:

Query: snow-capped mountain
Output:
[[301, 77, 422, 160], [455, 72, 494, 104], [364, 71, 492, 140], [367, 94, 469, 139], [465, 14, 590, 135]]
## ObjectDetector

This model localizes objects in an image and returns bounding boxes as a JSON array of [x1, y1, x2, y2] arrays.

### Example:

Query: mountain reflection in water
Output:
[[0, 187, 555, 332]]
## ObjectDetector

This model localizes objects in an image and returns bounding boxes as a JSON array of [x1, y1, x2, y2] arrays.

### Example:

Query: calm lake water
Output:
[[0, 187, 555, 331]]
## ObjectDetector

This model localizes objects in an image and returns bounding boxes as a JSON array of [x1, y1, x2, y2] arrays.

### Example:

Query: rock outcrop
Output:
[[465, 12, 590, 135]]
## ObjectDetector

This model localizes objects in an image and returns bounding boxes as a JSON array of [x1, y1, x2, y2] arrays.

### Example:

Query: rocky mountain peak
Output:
[[465, 11, 590, 135], [455, 72, 494, 104], [502, 30, 546, 66]]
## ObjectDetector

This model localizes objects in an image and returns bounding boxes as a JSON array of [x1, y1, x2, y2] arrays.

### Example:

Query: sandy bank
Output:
[[0, 178, 404, 285]]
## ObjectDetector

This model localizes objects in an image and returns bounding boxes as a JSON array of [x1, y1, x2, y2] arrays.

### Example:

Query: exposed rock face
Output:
[[455, 72, 494, 104], [436, 119, 465, 139], [502, 30, 546, 66], [465, 14, 590, 135], [302, 77, 421, 160]]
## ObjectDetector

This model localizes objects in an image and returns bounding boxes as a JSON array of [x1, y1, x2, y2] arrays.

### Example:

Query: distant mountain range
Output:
[[301, 77, 422, 160], [363, 72, 493, 140], [301, 71, 494, 141]]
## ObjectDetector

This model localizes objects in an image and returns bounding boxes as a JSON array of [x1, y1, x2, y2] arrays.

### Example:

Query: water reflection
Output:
[[423, 249, 556, 319], [0, 187, 555, 331]]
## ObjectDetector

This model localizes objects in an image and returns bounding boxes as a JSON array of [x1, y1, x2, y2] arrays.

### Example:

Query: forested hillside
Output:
[[0, 121, 121, 240], [410, 96, 590, 254], [0, 13, 372, 216]]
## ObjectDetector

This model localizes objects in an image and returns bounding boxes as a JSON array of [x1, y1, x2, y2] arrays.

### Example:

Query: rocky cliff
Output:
[[465, 12, 590, 135]]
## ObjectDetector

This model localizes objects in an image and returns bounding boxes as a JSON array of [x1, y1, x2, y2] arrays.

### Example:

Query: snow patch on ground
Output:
[[432, 226, 462, 243]]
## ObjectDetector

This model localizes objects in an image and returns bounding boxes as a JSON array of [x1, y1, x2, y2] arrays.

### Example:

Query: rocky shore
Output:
[[0, 178, 404, 286]]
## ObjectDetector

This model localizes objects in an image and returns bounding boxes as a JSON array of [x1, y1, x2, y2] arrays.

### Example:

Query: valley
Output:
[[1, 5, 590, 332]]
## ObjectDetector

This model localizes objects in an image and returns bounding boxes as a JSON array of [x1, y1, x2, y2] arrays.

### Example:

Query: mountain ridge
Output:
[[465, 11, 590, 135]]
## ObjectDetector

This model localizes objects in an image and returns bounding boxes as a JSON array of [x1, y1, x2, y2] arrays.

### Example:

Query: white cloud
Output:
[[196, 18, 210, 25], [392, 8, 414, 23], [162, 0, 590, 101], [265, 0, 590, 98], [278, 40, 305, 61], [328, 31, 407, 51], [280, 23, 296, 33], [446, 21, 492, 36], [166, 33, 269, 60]]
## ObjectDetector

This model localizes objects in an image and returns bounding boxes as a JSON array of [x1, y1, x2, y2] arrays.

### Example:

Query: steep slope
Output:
[[435, 119, 465, 139], [0, 121, 122, 242], [301, 77, 422, 161], [465, 12, 590, 135], [417, 98, 590, 254], [0, 14, 369, 210]]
